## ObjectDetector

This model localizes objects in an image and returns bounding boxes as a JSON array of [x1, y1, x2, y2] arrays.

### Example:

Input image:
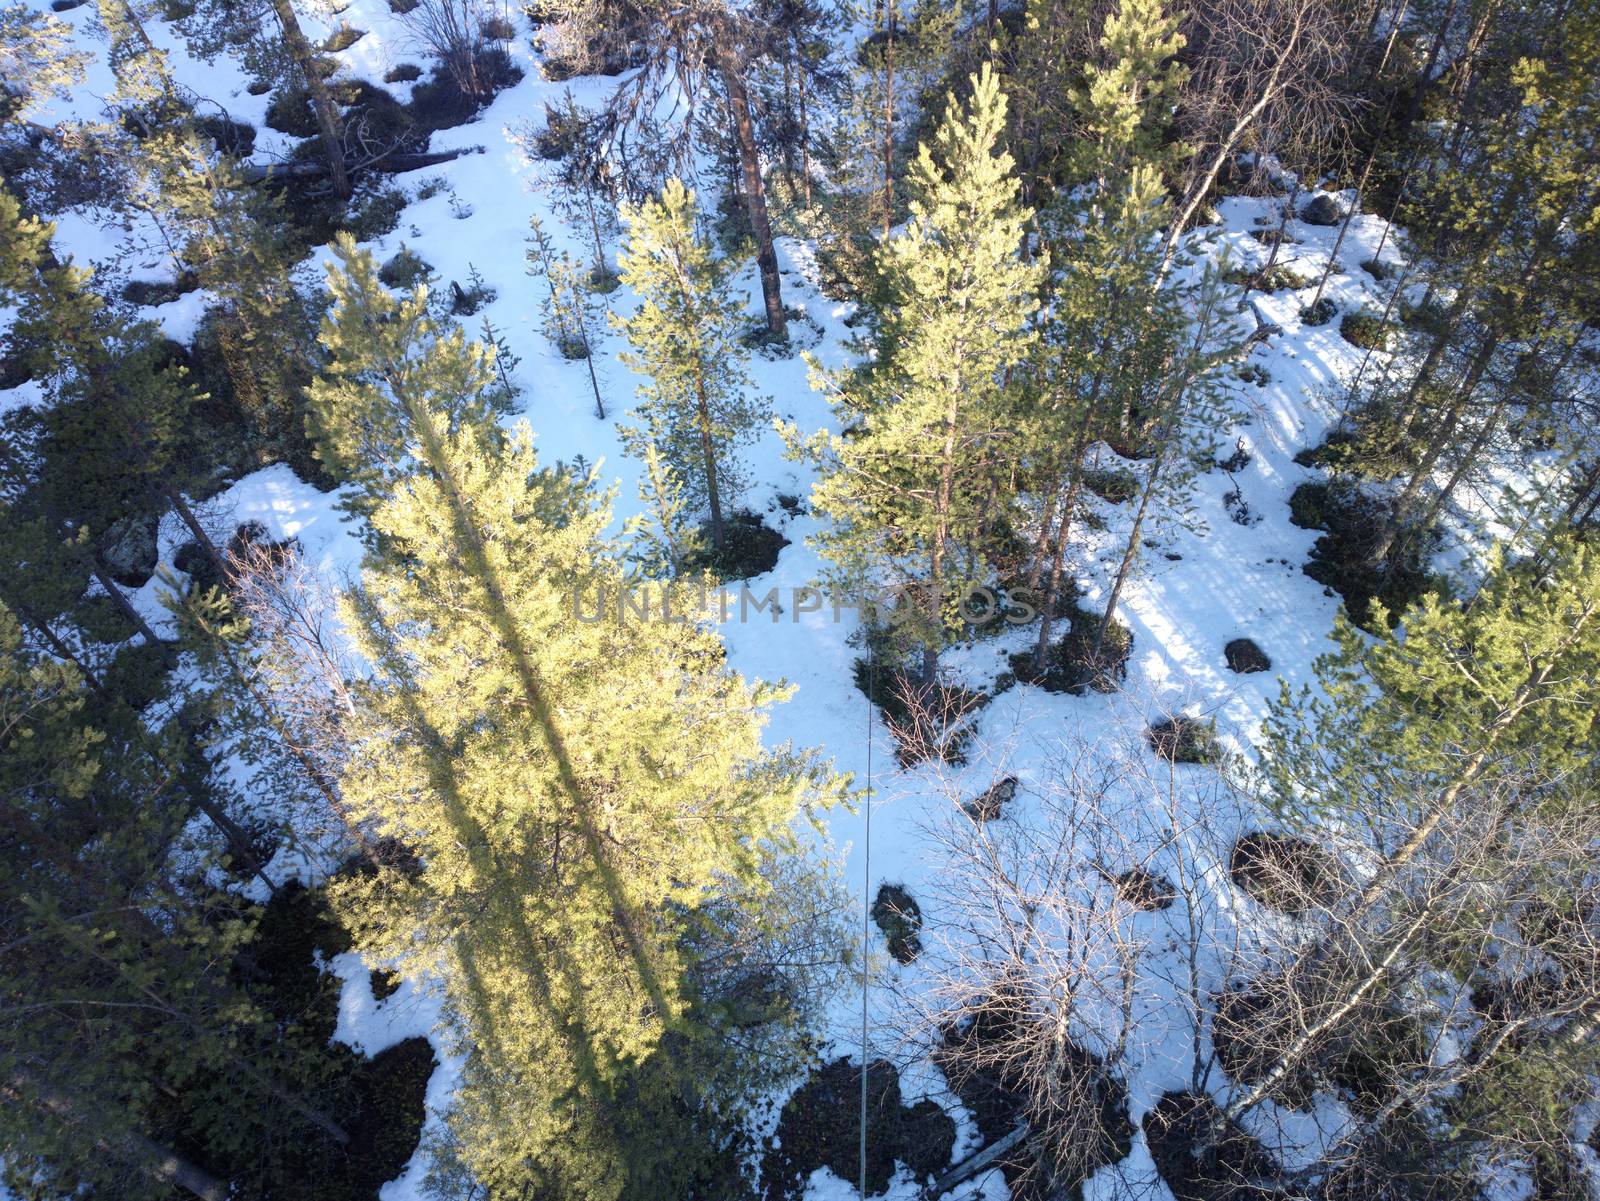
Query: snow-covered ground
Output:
[[8, 4, 1473, 1198]]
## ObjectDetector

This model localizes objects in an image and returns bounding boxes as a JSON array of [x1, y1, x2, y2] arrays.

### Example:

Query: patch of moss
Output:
[[1143, 1091, 1279, 1201], [762, 1058, 954, 1199], [1223, 637, 1271, 674], [1228, 832, 1345, 916]]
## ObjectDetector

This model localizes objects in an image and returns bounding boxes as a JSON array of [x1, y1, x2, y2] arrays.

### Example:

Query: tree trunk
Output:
[[715, 51, 787, 340], [797, 52, 813, 209], [694, 376, 725, 551], [1032, 478, 1079, 672], [1368, 330, 1501, 566], [881, 0, 897, 240], [162, 484, 231, 588], [1308, 147, 1379, 311], [1241, 180, 1299, 306], [924, 391, 960, 686], [90, 564, 166, 651], [1093, 455, 1160, 658], [1032, 414, 1098, 672], [269, 0, 350, 198]]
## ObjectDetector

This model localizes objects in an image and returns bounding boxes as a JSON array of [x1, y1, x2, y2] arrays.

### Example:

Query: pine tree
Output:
[[1068, 0, 1188, 188], [305, 235, 844, 1197], [176, 0, 350, 195], [1232, 540, 1600, 1178], [1264, 539, 1600, 878], [1022, 0, 1192, 672], [303, 234, 509, 514], [0, 603, 356, 1201], [98, 0, 320, 468], [0, 5, 89, 126], [793, 64, 1041, 685], [0, 182, 219, 620], [1355, 0, 1600, 570], [614, 179, 768, 557], [527, 212, 608, 418], [806, 0, 955, 296]]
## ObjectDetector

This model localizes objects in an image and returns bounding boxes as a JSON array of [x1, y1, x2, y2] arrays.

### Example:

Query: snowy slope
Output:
[[2, 4, 1460, 1197]]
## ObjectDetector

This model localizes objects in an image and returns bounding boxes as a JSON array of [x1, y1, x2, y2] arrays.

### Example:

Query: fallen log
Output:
[[239, 145, 483, 184], [921, 1122, 1029, 1199]]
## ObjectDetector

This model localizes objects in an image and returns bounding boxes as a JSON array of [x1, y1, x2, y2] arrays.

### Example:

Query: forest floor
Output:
[[5, 2, 1548, 1198]]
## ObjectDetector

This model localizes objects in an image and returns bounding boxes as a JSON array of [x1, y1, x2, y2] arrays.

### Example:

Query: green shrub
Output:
[[369, 969, 402, 1001], [1146, 715, 1222, 765], [1360, 256, 1396, 281], [122, 273, 197, 307], [343, 183, 408, 241], [1340, 311, 1392, 350], [764, 1059, 905, 1199], [1295, 481, 1441, 630], [194, 114, 256, 156], [385, 62, 423, 83], [71, 593, 138, 644], [1010, 601, 1132, 695], [409, 51, 523, 130], [378, 245, 432, 289], [1236, 363, 1270, 388], [323, 25, 365, 51], [1299, 297, 1337, 326], [265, 87, 320, 137], [1288, 482, 1332, 530], [1106, 865, 1177, 911], [1293, 393, 1431, 481], [871, 883, 923, 963], [1082, 465, 1139, 504], [1250, 227, 1300, 248], [104, 640, 176, 711], [1225, 263, 1312, 292], [341, 1038, 436, 1195], [683, 511, 788, 581]]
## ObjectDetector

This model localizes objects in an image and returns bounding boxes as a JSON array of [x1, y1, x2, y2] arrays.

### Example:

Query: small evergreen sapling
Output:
[[526, 213, 607, 417]]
